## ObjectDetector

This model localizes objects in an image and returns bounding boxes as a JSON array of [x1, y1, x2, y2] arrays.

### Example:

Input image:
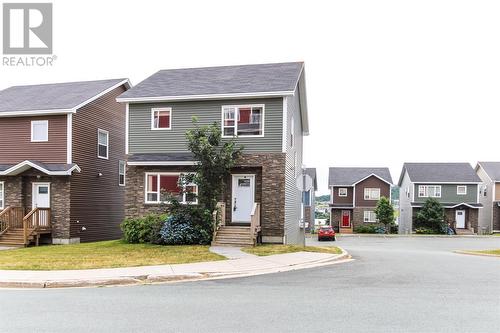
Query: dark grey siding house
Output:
[[117, 62, 309, 245]]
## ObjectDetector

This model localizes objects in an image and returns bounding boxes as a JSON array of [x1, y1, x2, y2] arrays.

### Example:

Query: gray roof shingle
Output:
[[117, 62, 303, 100], [478, 162, 500, 181], [401, 163, 481, 184], [0, 78, 128, 113], [328, 167, 393, 186]]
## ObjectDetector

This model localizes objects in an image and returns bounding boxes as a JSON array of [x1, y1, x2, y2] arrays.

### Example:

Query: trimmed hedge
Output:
[[121, 214, 168, 244]]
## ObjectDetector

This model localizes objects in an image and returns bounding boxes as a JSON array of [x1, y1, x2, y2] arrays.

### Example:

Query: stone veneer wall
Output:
[[352, 207, 385, 229], [444, 207, 478, 233], [125, 153, 287, 242], [0, 172, 71, 242], [493, 205, 500, 231]]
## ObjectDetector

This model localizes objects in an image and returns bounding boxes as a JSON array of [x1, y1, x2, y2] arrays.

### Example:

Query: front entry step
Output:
[[455, 228, 475, 235], [0, 228, 34, 246], [212, 226, 253, 247]]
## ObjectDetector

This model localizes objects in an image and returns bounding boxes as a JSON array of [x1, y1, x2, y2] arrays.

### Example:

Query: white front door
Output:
[[231, 174, 255, 223], [32, 183, 50, 208], [455, 210, 466, 229]]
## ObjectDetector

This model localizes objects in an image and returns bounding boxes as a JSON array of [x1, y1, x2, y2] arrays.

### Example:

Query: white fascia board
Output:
[[73, 79, 131, 110], [0, 109, 75, 117], [414, 181, 482, 184], [127, 161, 198, 166], [116, 91, 295, 103], [282, 97, 288, 153], [352, 173, 393, 186], [66, 113, 73, 164], [0, 161, 81, 176]]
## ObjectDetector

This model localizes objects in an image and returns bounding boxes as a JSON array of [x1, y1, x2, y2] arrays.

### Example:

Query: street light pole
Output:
[[302, 166, 306, 247]]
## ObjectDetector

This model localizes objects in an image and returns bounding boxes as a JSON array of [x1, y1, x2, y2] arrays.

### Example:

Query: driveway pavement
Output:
[[0, 236, 498, 332]]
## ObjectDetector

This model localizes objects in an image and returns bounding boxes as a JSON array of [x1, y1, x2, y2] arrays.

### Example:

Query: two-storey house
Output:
[[0, 79, 130, 245], [328, 167, 393, 233], [398, 163, 482, 234], [117, 62, 309, 245], [475, 162, 500, 233]]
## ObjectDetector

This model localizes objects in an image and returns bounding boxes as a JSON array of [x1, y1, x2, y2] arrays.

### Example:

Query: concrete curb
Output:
[[0, 249, 352, 289], [453, 250, 500, 258]]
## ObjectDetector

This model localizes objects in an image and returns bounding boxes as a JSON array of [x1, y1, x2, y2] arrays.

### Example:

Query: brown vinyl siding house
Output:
[[328, 167, 393, 233], [0, 79, 130, 245], [117, 62, 310, 245]]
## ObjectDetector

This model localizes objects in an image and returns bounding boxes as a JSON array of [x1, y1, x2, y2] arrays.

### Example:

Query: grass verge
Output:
[[467, 249, 500, 256], [242, 244, 342, 256], [0, 240, 225, 270]]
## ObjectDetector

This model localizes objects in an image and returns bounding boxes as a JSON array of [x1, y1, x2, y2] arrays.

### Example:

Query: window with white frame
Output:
[[457, 185, 467, 195], [418, 185, 441, 198], [0, 182, 4, 209], [97, 129, 109, 159], [145, 173, 198, 204], [290, 116, 295, 147], [31, 120, 48, 142], [364, 211, 377, 223], [364, 188, 381, 200], [119, 161, 126, 186], [338, 188, 348, 197], [222, 105, 263, 137], [151, 108, 171, 130]]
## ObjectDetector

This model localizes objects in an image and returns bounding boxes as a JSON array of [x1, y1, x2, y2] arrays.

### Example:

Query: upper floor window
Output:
[[457, 185, 467, 195], [364, 188, 381, 200], [290, 116, 295, 147], [119, 161, 126, 186], [303, 190, 311, 206], [145, 172, 197, 204], [151, 108, 171, 130], [31, 120, 48, 142], [418, 185, 441, 198], [338, 188, 348, 197], [222, 105, 264, 137], [97, 129, 109, 159], [0, 181, 4, 209]]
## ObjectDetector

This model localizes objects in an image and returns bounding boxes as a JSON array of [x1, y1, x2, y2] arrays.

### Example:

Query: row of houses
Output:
[[327, 163, 500, 234], [0, 62, 311, 246]]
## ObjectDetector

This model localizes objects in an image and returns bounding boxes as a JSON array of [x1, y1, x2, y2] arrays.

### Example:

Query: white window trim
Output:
[[97, 129, 109, 160], [151, 107, 172, 130], [119, 161, 126, 187], [31, 120, 48, 142], [221, 104, 265, 138], [457, 185, 467, 195], [418, 185, 442, 198], [364, 210, 377, 223], [364, 188, 381, 200], [0, 181, 4, 209], [338, 188, 348, 197], [144, 172, 198, 204]]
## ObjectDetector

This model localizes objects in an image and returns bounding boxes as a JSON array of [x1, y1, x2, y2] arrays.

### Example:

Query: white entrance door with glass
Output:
[[231, 174, 255, 223], [32, 183, 50, 208], [455, 210, 466, 229]]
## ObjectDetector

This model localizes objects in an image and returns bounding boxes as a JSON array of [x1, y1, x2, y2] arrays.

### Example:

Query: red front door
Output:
[[341, 210, 351, 227]]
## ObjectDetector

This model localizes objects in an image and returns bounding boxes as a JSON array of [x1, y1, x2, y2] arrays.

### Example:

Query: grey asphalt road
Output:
[[0, 236, 499, 333]]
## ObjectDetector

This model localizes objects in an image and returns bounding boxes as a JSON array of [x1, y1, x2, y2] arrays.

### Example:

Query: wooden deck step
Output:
[[212, 226, 253, 247]]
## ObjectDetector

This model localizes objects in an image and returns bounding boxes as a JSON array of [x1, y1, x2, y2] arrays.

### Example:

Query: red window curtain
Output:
[[159, 175, 180, 194]]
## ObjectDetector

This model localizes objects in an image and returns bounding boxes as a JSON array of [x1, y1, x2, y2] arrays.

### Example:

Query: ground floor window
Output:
[[364, 210, 377, 223], [0, 182, 4, 209], [145, 172, 197, 204]]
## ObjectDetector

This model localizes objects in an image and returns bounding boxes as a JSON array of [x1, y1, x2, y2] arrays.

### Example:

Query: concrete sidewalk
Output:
[[0, 247, 350, 289]]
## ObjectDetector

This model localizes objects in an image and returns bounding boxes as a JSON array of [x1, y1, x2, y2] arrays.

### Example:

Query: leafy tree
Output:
[[414, 198, 445, 233], [315, 194, 330, 202], [374, 196, 395, 233], [182, 118, 243, 214]]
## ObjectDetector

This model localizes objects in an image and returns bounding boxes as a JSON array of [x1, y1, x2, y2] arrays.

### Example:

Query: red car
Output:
[[318, 226, 336, 241]]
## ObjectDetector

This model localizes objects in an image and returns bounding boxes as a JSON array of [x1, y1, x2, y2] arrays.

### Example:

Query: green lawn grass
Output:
[[242, 244, 342, 256], [0, 240, 225, 270], [470, 249, 500, 256]]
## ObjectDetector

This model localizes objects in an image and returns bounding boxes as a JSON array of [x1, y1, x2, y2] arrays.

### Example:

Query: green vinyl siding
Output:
[[128, 98, 283, 154], [413, 184, 478, 204]]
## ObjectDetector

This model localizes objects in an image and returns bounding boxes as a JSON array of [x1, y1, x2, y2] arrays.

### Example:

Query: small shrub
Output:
[[354, 225, 379, 234], [121, 214, 168, 244], [160, 204, 213, 245]]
